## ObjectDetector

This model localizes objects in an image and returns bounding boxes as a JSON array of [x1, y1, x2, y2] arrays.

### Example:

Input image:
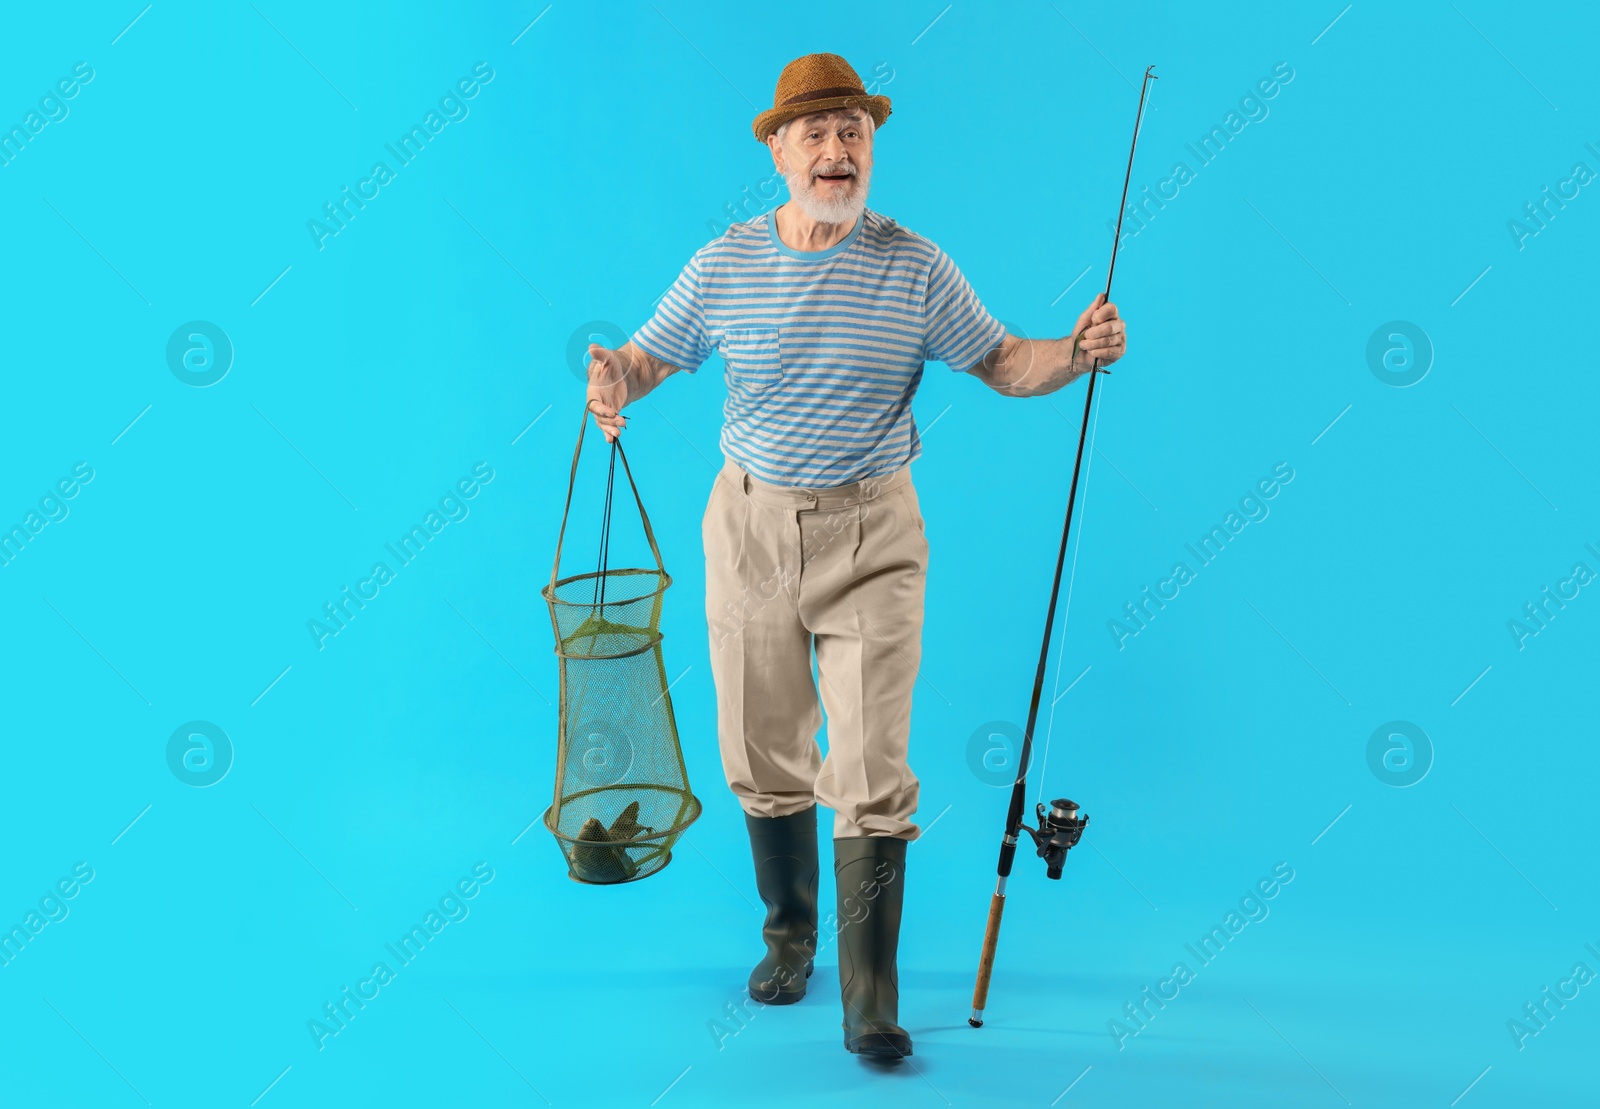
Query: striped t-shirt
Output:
[[631, 206, 1007, 488]]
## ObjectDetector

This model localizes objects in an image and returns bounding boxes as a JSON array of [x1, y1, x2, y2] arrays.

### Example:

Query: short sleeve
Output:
[[632, 253, 712, 374], [923, 246, 1007, 373]]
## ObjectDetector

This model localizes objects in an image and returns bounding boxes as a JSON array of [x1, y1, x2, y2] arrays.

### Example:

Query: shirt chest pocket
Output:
[[720, 326, 784, 396]]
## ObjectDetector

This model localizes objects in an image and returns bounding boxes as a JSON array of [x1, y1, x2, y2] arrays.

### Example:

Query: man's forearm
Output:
[[976, 334, 1094, 397], [616, 341, 679, 406]]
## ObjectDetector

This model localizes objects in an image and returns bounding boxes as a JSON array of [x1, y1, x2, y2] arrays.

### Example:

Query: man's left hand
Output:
[[1071, 294, 1127, 371]]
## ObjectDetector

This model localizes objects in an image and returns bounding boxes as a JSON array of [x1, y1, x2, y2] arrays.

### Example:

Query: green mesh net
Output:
[[540, 408, 701, 883]]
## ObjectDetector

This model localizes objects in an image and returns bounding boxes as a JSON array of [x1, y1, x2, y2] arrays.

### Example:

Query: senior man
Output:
[[586, 53, 1126, 1059]]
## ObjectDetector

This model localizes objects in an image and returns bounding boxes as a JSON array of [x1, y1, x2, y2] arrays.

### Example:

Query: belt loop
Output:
[[741, 471, 751, 496]]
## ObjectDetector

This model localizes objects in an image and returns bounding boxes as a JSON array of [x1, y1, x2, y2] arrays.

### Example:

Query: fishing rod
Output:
[[968, 64, 1158, 1029]]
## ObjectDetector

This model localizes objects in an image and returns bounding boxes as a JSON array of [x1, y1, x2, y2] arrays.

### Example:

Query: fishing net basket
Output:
[[540, 406, 701, 884]]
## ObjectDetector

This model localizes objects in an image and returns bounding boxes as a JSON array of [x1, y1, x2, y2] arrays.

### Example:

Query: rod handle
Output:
[[969, 892, 1007, 1026]]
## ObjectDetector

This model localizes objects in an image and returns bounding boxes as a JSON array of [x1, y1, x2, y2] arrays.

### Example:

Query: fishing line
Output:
[[1033, 384, 1105, 809]]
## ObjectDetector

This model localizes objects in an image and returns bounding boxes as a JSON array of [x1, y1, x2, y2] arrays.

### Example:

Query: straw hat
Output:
[[752, 53, 892, 144]]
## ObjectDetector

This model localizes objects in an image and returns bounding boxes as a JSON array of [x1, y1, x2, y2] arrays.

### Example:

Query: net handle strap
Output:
[[550, 403, 666, 593]]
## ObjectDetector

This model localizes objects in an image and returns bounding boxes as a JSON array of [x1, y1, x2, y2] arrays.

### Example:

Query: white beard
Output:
[[787, 166, 869, 226]]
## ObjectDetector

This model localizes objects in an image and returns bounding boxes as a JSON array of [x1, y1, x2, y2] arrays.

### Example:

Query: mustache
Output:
[[813, 164, 857, 177]]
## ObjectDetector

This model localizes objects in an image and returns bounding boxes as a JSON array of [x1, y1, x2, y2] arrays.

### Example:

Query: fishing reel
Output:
[[1019, 798, 1089, 880]]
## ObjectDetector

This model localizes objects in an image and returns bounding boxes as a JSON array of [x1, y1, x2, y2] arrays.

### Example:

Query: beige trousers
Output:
[[702, 456, 928, 841]]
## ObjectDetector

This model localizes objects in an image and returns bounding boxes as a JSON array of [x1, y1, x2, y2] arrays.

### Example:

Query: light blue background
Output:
[[2, 2, 1595, 1106]]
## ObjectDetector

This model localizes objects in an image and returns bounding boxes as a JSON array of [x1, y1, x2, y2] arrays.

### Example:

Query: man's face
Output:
[[770, 108, 873, 225]]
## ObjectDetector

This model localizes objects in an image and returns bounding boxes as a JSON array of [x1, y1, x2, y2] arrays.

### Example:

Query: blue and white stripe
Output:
[[631, 207, 1006, 488]]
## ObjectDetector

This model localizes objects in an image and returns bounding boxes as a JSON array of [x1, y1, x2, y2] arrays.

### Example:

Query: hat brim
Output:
[[753, 95, 891, 143]]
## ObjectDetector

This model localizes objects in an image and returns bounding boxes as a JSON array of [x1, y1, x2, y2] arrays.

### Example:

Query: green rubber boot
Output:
[[835, 835, 912, 1058], [745, 807, 818, 1004]]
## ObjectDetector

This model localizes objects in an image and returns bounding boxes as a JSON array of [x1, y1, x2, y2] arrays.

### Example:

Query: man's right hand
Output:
[[586, 343, 633, 442]]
